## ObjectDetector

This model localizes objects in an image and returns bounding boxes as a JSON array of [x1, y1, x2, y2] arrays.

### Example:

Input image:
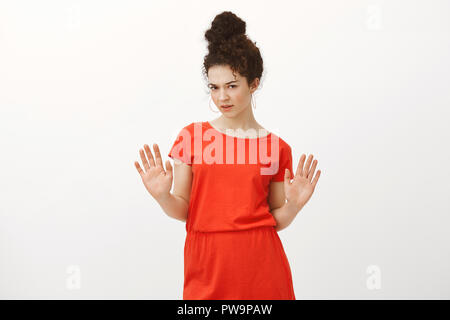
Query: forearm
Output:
[[156, 193, 189, 222], [271, 200, 303, 232]]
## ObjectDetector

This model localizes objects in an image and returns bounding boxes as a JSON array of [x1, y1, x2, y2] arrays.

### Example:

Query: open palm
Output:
[[134, 143, 173, 200], [284, 154, 321, 211]]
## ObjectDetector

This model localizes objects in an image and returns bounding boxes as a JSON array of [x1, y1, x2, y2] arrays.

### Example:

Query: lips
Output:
[[221, 105, 233, 108]]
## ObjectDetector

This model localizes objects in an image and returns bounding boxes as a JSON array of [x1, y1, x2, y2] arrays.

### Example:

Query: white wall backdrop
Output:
[[0, 0, 449, 299]]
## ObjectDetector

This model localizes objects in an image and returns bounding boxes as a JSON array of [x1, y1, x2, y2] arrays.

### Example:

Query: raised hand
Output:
[[134, 143, 173, 201], [284, 154, 321, 211]]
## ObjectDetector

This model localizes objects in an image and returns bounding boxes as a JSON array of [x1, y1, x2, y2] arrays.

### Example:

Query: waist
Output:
[[186, 208, 277, 232], [186, 225, 275, 234]]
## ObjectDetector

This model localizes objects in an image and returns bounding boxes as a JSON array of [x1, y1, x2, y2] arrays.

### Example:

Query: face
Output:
[[207, 65, 259, 116]]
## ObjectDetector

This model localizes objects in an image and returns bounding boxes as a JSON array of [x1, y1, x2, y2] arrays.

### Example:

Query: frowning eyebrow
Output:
[[208, 80, 239, 86]]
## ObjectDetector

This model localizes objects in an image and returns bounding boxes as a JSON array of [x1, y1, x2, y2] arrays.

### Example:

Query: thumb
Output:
[[284, 168, 291, 182], [165, 160, 173, 177]]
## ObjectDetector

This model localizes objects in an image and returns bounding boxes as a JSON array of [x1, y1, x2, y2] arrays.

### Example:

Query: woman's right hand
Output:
[[134, 143, 173, 201]]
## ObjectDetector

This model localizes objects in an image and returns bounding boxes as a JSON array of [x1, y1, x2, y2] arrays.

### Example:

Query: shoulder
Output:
[[184, 121, 207, 131], [175, 122, 196, 135], [269, 132, 292, 152], [184, 122, 196, 130], [172, 122, 207, 143]]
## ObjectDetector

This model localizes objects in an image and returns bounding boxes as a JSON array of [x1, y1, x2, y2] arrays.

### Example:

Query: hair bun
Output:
[[205, 11, 246, 44]]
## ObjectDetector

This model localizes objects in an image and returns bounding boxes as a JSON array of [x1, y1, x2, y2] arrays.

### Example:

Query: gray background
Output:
[[0, 0, 449, 299]]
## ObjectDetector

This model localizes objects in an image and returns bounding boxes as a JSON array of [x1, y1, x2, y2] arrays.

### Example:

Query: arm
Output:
[[271, 200, 303, 232], [134, 143, 192, 223], [156, 192, 189, 222], [268, 181, 303, 232], [157, 158, 192, 222], [270, 154, 322, 232]]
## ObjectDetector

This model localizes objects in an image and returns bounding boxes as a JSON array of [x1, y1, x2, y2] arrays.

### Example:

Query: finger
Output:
[[144, 144, 156, 167], [153, 143, 164, 168], [307, 159, 318, 182], [312, 170, 321, 188], [134, 161, 144, 176], [295, 154, 306, 177], [303, 154, 313, 177], [139, 149, 150, 172]]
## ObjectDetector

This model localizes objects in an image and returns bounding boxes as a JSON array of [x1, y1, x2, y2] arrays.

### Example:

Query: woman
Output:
[[134, 11, 321, 300]]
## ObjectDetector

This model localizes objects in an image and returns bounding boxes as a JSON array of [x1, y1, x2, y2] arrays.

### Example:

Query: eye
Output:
[[209, 85, 236, 90]]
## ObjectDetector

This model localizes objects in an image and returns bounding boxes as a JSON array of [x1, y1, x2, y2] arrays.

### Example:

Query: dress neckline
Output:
[[205, 121, 272, 140]]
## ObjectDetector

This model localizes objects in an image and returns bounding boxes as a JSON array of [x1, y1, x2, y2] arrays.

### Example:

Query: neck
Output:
[[215, 105, 259, 130]]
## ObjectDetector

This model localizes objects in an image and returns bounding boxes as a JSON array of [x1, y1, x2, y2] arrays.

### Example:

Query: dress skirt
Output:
[[183, 226, 296, 300]]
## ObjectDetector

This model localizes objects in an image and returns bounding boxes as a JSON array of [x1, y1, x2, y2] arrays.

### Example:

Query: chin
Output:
[[222, 107, 240, 116]]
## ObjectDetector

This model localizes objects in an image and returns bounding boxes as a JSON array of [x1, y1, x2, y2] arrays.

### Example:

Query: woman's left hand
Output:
[[284, 154, 321, 211]]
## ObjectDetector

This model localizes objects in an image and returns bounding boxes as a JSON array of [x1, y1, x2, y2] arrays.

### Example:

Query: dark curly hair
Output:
[[202, 11, 264, 91]]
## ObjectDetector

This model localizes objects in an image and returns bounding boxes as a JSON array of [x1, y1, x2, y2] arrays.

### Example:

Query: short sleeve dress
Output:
[[168, 121, 296, 300]]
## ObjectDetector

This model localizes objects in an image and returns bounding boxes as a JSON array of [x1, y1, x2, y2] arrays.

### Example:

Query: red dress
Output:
[[168, 121, 296, 300]]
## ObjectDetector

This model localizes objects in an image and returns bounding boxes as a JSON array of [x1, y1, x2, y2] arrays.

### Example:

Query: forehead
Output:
[[207, 65, 241, 84]]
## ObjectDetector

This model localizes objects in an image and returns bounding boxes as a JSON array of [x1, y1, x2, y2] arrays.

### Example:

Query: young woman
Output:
[[134, 11, 321, 300]]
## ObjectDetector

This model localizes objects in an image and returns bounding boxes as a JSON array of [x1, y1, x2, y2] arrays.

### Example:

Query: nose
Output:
[[217, 88, 229, 101]]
